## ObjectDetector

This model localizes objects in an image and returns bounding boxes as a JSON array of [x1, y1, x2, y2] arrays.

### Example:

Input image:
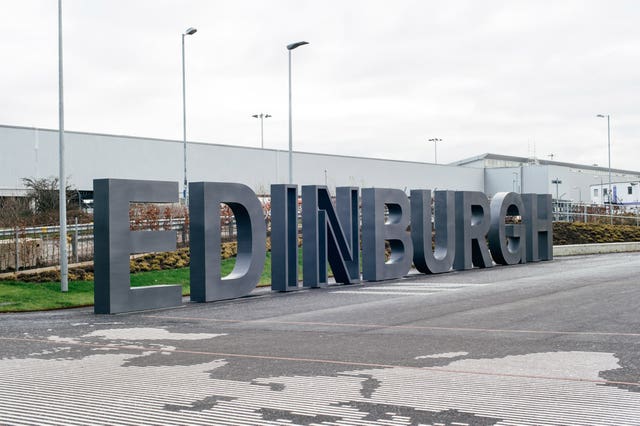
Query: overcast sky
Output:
[[1, 0, 639, 169]]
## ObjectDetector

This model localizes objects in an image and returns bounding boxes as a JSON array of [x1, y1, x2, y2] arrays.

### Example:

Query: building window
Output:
[[629, 186, 633, 195], [603, 188, 608, 195], [594, 188, 599, 197]]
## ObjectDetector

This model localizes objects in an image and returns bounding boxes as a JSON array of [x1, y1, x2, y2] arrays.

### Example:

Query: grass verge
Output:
[[0, 253, 276, 313]]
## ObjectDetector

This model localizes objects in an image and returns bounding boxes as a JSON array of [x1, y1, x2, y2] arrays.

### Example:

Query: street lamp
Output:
[[551, 178, 562, 200], [252, 113, 272, 149], [182, 26, 197, 201], [572, 186, 582, 203], [58, 0, 68, 292], [287, 41, 309, 184], [596, 113, 612, 224], [428, 138, 442, 164]]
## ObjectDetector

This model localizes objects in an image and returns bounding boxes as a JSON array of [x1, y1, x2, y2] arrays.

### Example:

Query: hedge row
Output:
[[553, 222, 640, 245]]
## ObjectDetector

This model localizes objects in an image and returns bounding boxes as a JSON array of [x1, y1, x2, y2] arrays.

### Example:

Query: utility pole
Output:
[[58, 0, 68, 292]]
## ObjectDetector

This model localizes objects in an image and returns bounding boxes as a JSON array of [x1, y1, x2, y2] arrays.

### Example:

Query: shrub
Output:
[[553, 222, 640, 245]]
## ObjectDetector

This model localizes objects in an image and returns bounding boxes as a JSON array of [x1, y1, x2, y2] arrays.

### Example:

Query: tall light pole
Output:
[[551, 178, 562, 200], [182, 27, 197, 201], [572, 186, 582, 203], [428, 138, 442, 164], [287, 41, 309, 184], [58, 0, 68, 292], [596, 114, 612, 224], [252, 113, 271, 149]]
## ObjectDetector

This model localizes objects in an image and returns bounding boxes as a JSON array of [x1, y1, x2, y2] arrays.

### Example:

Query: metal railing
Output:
[[553, 200, 640, 226], [2, 200, 638, 274], [0, 218, 193, 273]]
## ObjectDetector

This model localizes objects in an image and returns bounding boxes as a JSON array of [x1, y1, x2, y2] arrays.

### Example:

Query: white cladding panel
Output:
[[484, 167, 522, 196], [521, 166, 550, 195], [0, 126, 484, 194]]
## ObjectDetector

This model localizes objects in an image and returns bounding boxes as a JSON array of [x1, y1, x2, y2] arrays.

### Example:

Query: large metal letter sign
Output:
[[488, 192, 526, 265], [411, 190, 456, 274], [362, 188, 413, 281], [302, 186, 360, 287], [189, 182, 266, 302], [453, 191, 493, 270], [522, 193, 553, 261], [92, 177, 556, 314], [336, 186, 360, 281], [271, 184, 299, 291], [94, 179, 181, 314]]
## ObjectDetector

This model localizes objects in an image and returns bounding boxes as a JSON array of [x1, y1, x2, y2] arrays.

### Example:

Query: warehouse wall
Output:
[[0, 125, 484, 196]]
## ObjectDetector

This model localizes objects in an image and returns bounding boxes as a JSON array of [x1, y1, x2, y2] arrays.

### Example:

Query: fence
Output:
[[2, 199, 639, 274], [553, 200, 640, 226], [0, 218, 191, 273], [0, 200, 257, 273]]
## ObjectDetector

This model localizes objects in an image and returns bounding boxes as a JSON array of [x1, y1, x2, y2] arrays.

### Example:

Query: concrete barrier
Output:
[[554, 242, 640, 256]]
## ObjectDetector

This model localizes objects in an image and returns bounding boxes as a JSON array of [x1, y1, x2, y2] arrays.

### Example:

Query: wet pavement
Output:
[[1, 252, 640, 425]]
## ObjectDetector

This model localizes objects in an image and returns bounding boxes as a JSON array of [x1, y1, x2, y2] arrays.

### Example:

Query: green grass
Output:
[[0, 280, 96, 312], [0, 252, 278, 313]]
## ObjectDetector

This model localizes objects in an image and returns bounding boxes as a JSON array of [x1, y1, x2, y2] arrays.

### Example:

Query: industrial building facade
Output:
[[2, 124, 639, 205]]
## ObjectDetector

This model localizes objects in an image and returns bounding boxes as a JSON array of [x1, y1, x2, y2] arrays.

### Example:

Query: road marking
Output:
[[329, 282, 487, 297], [0, 348, 638, 425], [1, 336, 638, 388], [331, 290, 442, 296], [142, 315, 640, 338]]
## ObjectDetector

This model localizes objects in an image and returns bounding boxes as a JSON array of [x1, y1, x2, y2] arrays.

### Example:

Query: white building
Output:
[[452, 153, 640, 204], [589, 180, 640, 206], [2, 124, 640, 203]]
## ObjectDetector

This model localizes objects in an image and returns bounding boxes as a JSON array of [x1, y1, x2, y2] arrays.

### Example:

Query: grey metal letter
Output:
[[362, 188, 413, 281], [522, 193, 553, 261], [411, 190, 456, 274], [302, 186, 360, 287], [189, 182, 267, 302], [94, 179, 181, 314], [271, 184, 299, 291], [453, 191, 493, 270], [488, 192, 527, 265]]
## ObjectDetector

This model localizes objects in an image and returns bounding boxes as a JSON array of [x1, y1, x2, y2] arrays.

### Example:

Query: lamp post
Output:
[[58, 0, 68, 292], [287, 41, 309, 184], [182, 26, 197, 201], [572, 186, 587, 223], [252, 113, 271, 149], [631, 182, 639, 226], [428, 138, 442, 164], [572, 186, 582, 203], [552, 178, 562, 200], [596, 114, 612, 224]]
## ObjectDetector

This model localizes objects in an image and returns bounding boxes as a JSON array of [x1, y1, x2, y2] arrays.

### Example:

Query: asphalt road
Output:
[[1, 252, 640, 425]]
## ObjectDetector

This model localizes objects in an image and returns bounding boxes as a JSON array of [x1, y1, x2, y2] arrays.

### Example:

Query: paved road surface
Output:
[[1, 252, 640, 425]]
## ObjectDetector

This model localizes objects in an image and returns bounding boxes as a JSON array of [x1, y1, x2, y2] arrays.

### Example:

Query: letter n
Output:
[[302, 186, 360, 287]]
